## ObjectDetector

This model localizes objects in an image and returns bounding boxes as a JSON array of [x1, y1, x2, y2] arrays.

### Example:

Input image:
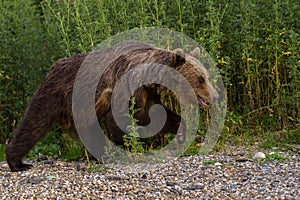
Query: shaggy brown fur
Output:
[[6, 42, 217, 171]]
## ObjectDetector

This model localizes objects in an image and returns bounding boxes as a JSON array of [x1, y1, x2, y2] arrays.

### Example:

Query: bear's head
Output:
[[171, 47, 219, 108]]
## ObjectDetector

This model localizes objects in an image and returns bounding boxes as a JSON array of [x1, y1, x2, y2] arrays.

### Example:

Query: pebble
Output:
[[214, 162, 222, 166], [235, 156, 253, 162], [253, 152, 266, 159], [0, 145, 299, 199]]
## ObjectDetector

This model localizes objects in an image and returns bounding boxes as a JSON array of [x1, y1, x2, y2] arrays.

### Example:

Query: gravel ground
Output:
[[0, 145, 299, 200]]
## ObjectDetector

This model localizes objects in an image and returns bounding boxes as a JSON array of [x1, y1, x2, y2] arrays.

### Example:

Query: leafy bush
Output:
[[0, 0, 54, 143]]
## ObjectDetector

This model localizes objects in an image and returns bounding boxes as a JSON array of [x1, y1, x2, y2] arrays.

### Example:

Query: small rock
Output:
[[166, 181, 177, 186], [0, 163, 9, 169], [214, 162, 222, 166], [262, 166, 269, 171], [75, 163, 87, 171], [224, 165, 234, 169], [28, 177, 42, 184], [184, 184, 205, 190], [253, 152, 266, 159], [236, 156, 253, 162], [45, 175, 56, 179], [140, 173, 147, 179], [174, 185, 181, 190], [106, 175, 129, 181], [232, 151, 245, 156], [42, 160, 54, 165], [242, 178, 248, 182]]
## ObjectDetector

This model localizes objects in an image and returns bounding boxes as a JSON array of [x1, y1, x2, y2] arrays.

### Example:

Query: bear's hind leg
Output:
[[6, 103, 54, 171], [6, 124, 52, 171], [6, 123, 51, 171]]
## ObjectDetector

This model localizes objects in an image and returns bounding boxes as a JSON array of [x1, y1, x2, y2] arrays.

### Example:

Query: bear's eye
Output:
[[199, 77, 205, 84]]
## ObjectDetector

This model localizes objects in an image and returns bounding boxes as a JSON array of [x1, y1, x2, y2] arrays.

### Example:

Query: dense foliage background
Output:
[[0, 0, 299, 153]]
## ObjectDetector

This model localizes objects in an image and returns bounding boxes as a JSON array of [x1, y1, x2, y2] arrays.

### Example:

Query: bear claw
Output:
[[10, 163, 33, 172]]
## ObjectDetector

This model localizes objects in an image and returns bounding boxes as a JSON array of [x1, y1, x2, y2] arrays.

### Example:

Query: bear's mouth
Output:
[[197, 96, 209, 108]]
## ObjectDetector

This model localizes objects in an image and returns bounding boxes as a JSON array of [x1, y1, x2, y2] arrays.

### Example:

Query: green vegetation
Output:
[[101, 98, 147, 164], [203, 160, 217, 165], [0, 144, 5, 161], [87, 162, 111, 173], [123, 97, 145, 154], [26, 131, 84, 161], [0, 0, 299, 160], [265, 153, 286, 162], [181, 142, 202, 157]]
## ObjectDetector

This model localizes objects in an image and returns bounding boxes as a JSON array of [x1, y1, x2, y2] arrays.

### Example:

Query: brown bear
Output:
[[6, 41, 218, 171]]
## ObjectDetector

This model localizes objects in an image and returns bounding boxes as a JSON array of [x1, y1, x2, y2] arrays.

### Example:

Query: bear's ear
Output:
[[172, 48, 186, 66], [190, 47, 201, 59]]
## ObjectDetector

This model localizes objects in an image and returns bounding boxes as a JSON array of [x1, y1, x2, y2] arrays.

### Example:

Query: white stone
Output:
[[253, 152, 266, 159], [214, 162, 222, 166]]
